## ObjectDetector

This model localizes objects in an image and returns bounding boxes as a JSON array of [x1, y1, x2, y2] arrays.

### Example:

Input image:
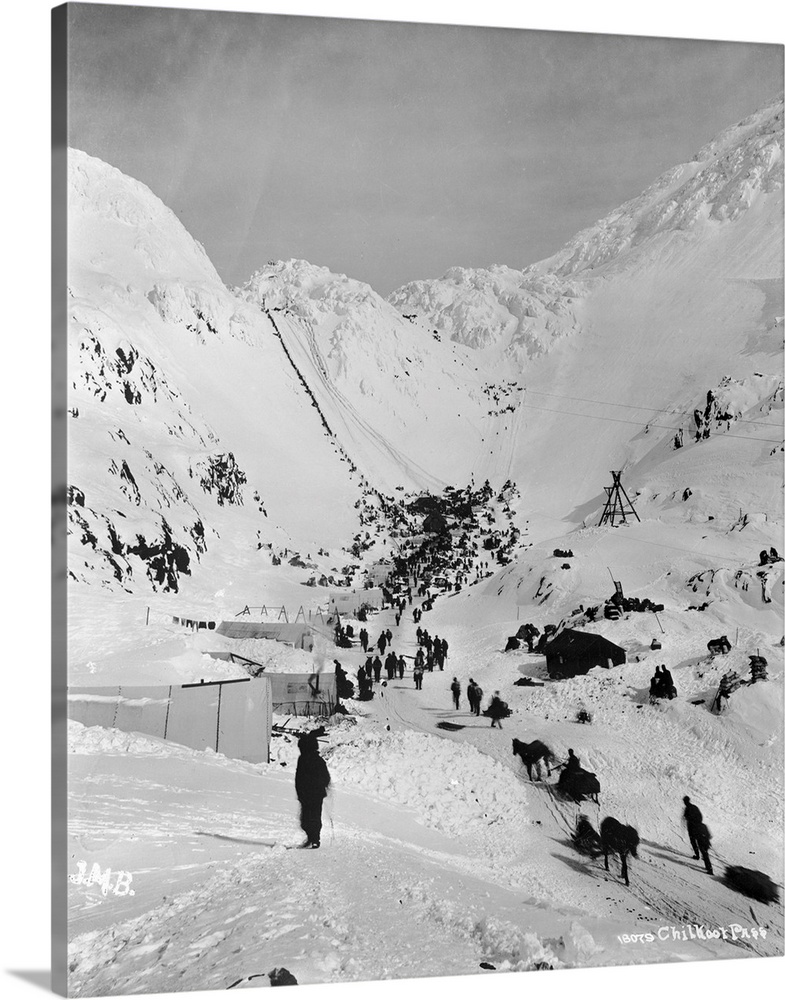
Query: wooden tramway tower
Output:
[[598, 471, 640, 527]]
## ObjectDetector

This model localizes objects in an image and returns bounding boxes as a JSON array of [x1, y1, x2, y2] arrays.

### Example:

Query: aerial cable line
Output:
[[524, 388, 782, 430], [516, 401, 783, 445]]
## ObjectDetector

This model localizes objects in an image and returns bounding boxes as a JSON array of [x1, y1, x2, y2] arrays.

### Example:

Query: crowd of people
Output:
[[316, 509, 724, 886]]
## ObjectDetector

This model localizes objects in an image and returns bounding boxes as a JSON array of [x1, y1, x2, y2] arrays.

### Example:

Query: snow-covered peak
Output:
[[387, 264, 582, 358], [68, 148, 222, 287], [531, 95, 783, 279], [242, 258, 388, 322], [388, 98, 783, 357]]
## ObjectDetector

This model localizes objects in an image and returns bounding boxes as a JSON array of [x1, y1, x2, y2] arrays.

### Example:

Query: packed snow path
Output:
[[361, 602, 783, 959], [67, 590, 782, 996]]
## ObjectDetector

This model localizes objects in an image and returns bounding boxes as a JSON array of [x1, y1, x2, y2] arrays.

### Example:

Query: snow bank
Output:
[[327, 729, 531, 850]]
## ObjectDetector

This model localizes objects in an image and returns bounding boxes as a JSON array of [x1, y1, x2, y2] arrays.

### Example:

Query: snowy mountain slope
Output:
[[531, 95, 783, 280], [63, 101, 785, 994], [67, 150, 373, 614], [379, 101, 783, 570], [67, 97, 783, 662], [387, 264, 584, 360], [237, 261, 504, 491]]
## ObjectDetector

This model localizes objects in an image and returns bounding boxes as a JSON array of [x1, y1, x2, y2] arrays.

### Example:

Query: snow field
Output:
[[326, 728, 532, 850]]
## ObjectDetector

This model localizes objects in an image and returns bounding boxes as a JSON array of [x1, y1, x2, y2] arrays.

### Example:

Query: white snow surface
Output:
[[64, 98, 784, 992]]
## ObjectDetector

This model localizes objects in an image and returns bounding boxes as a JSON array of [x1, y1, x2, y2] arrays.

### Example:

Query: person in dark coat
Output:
[[378, 633, 387, 657], [397, 655, 406, 679], [373, 656, 382, 683], [295, 733, 331, 849], [359, 628, 368, 652], [660, 665, 675, 699], [488, 691, 505, 728], [683, 796, 705, 859], [473, 683, 483, 716], [450, 677, 461, 710], [693, 822, 713, 874], [467, 679, 477, 715], [563, 749, 581, 774], [413, 664, 424, 690]]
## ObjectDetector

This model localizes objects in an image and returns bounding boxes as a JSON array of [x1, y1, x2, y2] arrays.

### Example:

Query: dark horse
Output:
[[600, 816, 639, 887], [512, 738, 554, 781]]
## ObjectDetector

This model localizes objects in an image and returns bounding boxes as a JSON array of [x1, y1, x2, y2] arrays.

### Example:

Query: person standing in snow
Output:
[[295, 732, 331, 849], [692, 822, 714, 875], [488, 691, 505, 728], [473, 682, 483, 716], [373, 656, 382, 683], [682, 796, 707, 861], [397, 654, 406, 680], [467, 679, 477, 714], [413, 663, 424, 690], [450, 677, 461, 710], [660, 665, 675, 699], [378, 632, 387, 657], [359, 628, 368, 652]]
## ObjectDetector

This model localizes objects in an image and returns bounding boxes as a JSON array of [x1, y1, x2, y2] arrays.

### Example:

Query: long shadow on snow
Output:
[[647, 847, 716, 876], [550, 852, 600, 879]]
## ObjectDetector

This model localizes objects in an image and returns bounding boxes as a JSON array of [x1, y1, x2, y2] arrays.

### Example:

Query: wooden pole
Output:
[[145, 606, 150, 626]]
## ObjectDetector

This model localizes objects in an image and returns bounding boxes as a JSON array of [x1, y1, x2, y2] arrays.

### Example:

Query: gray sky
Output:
[[66, 4, 783, 294]]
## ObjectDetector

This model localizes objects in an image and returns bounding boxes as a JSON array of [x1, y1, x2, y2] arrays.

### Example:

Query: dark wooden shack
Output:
[[422, 510, 449, 535], [544, 628, 626, 679]]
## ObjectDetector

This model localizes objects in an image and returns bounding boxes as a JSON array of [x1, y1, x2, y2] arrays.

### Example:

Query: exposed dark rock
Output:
[[190, 452, 247, 506]]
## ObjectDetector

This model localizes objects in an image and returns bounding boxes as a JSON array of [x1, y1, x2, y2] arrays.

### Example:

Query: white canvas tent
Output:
[[67, 676, 272, 763], [216, 621, 314, 651], [328, 587, 383, 617]]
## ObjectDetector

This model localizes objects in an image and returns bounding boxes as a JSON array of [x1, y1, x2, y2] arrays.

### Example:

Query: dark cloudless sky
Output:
[[66, 3, 783, 294]]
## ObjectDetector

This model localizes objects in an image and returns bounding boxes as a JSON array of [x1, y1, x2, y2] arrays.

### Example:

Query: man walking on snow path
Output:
[[682, 795, 712, 871], [295, 733, 331, 849], [451, 677, 461, 710], [488, 691, 505, 728]]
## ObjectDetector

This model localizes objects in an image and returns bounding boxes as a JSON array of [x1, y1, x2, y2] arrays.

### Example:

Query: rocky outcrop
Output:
[[189, 452, 247, 506]]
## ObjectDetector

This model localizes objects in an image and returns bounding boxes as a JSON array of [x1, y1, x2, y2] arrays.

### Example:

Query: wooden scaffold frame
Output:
[[598, 471, 640, 527]]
